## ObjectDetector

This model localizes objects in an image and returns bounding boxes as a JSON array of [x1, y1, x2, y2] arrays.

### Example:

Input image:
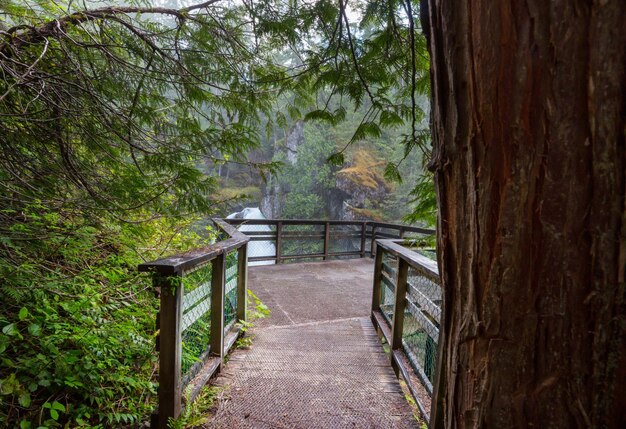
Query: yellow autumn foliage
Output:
[[337, 150, 390, 191]]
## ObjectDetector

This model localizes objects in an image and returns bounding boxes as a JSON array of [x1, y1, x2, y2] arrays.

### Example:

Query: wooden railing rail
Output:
[[222, 218, 434, 263], [370, 238, 442, 423], [138, 219, 249, 428]]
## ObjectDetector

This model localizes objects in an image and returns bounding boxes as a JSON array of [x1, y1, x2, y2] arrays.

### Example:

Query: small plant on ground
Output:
[[168, 386, 222, 429], [233, 291, 270, 349], [247, 290, 271, 320], [235, 320, 255, 349]]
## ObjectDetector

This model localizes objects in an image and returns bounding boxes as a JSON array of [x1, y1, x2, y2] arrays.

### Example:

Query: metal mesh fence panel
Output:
[[237, 223, 276, 266], [365, 225, 374, 255], [401, 266, 441, 391], [251, 239, 277, 260], [328, 224, 361, 256], [417, 248, 437, 260], [379, 251, 398, 324], [224, 251, 238, 334], [180, 263, 213, 386], [281, 224, 324, 258], [403, 235, 437, 257], [375, 226, 403, 239]]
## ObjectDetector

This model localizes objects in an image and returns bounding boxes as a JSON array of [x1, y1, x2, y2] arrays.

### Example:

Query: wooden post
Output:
[[156, 274, 183, 429], [390, 258, 409, 376], [360, 223, 367, 258], [323, 222, 330, 260], [209, 254, 226, 367], [275, 221, 283, 264], [399, 227, 405, 239], [236, 244, 248, 322], [371, 243, 384, 313]]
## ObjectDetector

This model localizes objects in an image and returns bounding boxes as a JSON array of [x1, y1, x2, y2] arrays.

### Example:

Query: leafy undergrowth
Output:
[[233, 290, 271, 350], [168, 386, 223, 429], [0, 205, 212, 428]]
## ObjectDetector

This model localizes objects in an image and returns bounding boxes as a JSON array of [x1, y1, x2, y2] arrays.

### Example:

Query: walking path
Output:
[[206, 259, 418, 428]]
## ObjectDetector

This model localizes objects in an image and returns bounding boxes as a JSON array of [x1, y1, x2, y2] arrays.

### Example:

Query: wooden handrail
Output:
[[223, 218, 435, 235], [221, 218, 435, 264], [375, 239, 439, 283], [139, 219, 248, 275], [366, 221, 433, 235], [370, 238, 441, 424], [139, 218, 249, 428], [224, 218, 366, 226]]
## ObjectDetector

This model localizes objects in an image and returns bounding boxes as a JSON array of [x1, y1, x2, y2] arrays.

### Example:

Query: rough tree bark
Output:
[[424, 1, 626, 427]]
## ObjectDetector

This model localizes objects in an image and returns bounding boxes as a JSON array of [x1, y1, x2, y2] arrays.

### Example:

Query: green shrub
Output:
[[0, 205, 210, 428]]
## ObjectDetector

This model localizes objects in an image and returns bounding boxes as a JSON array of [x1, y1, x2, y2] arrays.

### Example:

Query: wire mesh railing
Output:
[[328, 223, 363, 257], [139, 219, 248, 429], [371, 238, 441, 423], [281, 223, 325, 260], [180, 263, 213, 386], [224, 251, 239, 333], [223, 218, 434, 263], [380, 251, 398, 323]]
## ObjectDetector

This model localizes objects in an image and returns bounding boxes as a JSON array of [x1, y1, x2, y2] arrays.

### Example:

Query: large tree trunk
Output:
[[425, 1, 626, 427]]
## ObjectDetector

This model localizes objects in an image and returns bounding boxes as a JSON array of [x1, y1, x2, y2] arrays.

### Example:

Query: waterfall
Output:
[[226, 208, 275, 266]]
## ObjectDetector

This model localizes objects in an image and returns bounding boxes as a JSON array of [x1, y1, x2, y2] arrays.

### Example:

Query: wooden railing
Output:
[[138, 219, 248, 428], [139, 218, 435, 426], [370, 238, 442, 423], [223, 218, 434, 263]]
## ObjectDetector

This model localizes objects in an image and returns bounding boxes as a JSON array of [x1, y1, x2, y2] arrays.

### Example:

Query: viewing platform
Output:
[[139, 219, 440, 428], [208, 259, 416, 428]]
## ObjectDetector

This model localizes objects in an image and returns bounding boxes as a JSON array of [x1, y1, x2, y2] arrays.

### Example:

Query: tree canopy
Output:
[[1, 0, 431, 224]]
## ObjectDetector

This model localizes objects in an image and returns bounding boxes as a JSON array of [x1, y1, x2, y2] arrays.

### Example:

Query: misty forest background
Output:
[[0, 0, 433, 427]]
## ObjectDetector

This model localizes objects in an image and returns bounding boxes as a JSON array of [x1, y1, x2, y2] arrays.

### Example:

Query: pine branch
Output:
[[403, 0, 418, 143], [1, 1, 222, 55], [339, 0, 376, 106]]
